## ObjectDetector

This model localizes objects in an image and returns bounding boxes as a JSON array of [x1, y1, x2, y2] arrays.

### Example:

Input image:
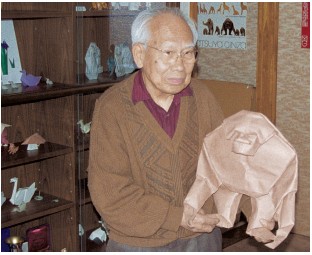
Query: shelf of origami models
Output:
[[1, 142, 73, 170], [1, 10, 72, 19], [1, 81, 114, 107], [1, 72, 132, 107], [1, 191, 74, 228]]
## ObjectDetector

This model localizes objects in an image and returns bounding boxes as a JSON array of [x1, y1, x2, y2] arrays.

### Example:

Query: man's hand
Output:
[[181, 204, 220, 233], [251, 219, 276, 243]]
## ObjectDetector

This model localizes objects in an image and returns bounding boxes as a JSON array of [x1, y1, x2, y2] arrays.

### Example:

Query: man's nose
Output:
[[172, 54, 185, 70]]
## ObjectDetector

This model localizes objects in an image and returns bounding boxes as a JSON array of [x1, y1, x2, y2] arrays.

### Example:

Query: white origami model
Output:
[[77, 119, 91, 134], [1, 191, 6, 206], [85, 42, 103, 80], [89, 220, 108, 243], [10, 177, 36, 206], [114, 43, 136, 77], [184, 110, 298, 249]]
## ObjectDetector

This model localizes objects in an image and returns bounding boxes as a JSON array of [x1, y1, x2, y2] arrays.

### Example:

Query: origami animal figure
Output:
[[184, 110, 298, 249], [22, 133, 46, 151], [10, 177, 36, 206], [77, 119, 91, 134], [20, 70, 41, 87]]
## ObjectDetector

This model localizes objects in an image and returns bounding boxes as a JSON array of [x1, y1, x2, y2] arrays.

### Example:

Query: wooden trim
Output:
[[256, 3, 279, 123], [189, 2, 198, 23]]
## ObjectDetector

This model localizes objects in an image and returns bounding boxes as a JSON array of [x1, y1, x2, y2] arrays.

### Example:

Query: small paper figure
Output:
[[20, 70, 41, 87], [1, 191, 6, 206], [9, 177, 36, 206], [22, 133, 46, 151], [1, 123, 11, 145], [88, 220, 109, 244], [85, 42, 103, 80], [78, 224, 85, 236], [114, 43, 136, 77], [77, 119, 91, 134]]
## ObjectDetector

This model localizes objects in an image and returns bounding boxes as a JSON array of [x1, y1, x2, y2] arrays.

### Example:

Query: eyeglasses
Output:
[[145, 45, 198, 64]]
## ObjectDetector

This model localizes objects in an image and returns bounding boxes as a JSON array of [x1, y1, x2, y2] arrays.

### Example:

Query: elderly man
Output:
[[88, 7, 273, 252]]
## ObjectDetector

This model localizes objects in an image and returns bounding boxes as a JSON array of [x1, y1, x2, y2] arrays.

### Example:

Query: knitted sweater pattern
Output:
[[88, 73, 223, 247]]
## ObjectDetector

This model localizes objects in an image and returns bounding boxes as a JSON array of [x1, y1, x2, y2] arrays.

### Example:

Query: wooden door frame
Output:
[[189, 3, 278, 123]]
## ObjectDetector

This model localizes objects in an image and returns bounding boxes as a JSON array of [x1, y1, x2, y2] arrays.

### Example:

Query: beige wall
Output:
[[276, 3, 310, 236]]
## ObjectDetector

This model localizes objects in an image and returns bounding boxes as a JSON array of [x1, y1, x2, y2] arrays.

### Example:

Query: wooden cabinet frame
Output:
[[190, 3, 278, 123]]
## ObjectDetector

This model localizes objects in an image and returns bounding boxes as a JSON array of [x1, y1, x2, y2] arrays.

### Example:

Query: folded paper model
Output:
[[184, 110, 298, 249]]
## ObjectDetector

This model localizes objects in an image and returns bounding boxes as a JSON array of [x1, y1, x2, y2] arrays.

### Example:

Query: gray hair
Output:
[[131, 8, 198, 46]]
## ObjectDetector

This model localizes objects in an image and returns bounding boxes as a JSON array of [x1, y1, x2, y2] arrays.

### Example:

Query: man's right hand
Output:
[[181, 204, 220, 233]]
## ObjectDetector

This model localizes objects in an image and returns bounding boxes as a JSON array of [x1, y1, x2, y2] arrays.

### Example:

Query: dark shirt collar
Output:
[[132, 70, 193, 105]]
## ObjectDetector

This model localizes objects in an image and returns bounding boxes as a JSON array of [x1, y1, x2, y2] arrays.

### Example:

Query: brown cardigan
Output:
[[88, 72, 224, 247]]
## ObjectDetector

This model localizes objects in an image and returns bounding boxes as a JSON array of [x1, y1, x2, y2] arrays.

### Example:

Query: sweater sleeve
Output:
[[88, 93, 182, 238]]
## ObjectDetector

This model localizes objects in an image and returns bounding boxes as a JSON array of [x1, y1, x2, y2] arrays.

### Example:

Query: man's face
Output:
[[139, 14, 195, 99]]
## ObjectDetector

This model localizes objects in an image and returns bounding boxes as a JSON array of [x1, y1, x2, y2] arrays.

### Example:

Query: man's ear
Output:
[[132, 43, 145, 68]]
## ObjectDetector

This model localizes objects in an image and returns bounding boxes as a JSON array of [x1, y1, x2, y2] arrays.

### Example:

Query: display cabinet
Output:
[[1, 2, 169, 252]]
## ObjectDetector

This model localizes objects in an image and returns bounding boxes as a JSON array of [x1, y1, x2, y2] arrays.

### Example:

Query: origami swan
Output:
[[9, 177, 36, 206]]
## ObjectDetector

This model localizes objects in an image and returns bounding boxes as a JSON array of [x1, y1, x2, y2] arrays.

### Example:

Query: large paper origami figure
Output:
[[184, 110, 298, 249]]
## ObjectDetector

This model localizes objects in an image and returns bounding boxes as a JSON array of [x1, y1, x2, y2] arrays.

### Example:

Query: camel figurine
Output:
[[9, 177, 36, 206]]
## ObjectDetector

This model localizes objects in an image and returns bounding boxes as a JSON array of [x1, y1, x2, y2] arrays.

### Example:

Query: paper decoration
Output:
[[77, 119, 91, 134], [85, 42, 103, 80], [9, 177, 36, 206], [197, 2, 247, 50], [114, 43, 136, 77], [1, 20, 22, 85]]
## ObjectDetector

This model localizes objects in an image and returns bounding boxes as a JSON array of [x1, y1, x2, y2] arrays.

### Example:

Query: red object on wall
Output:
[[301, 2, 310, 48]]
